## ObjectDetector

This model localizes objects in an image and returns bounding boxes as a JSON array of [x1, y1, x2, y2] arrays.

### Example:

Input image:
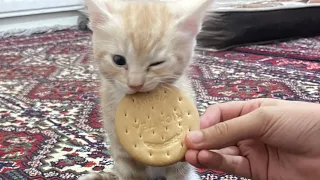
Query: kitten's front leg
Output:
[[107, 119, 148, 180], [166, 162, 201, 180], [79, 137, 147, 180], [107, 139, 148, 180], [78, 171, 119, 180], [112, 153, 147, 180]]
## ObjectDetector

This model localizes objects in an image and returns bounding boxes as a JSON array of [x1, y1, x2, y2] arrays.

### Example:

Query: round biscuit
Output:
[[115, 84, 200, 166]]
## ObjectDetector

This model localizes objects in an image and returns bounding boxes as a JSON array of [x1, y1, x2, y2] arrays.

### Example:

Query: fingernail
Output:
[[188, 131, 203, 144]]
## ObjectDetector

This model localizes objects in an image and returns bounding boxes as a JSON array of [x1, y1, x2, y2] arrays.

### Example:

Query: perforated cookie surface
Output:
[[115, 84, 200, 166]]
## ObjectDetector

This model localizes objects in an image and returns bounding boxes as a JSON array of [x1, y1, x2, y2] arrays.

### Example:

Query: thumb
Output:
[[186, 108, 270, 150]]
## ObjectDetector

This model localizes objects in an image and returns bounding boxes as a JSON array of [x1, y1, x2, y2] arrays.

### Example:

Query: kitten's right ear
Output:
[[173, 0, 213, 37], [85, 0, 114, 29]]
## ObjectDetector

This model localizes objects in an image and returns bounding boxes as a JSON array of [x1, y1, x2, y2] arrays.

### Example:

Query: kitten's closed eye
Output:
[[113, 55, 126, 66], [147, 61, 165, 71], [149, 61, 165, 67]]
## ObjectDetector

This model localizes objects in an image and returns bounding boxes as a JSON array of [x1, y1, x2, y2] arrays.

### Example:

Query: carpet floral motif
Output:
[[0, 29, 319, 180]]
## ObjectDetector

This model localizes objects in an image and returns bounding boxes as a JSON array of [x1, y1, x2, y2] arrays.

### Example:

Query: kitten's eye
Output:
[[149, 61, 165, 67], [113, 55, 126, 66]]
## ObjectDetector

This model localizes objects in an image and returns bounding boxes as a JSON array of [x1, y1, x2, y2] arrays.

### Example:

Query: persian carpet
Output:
[[0, 29, 319, 180]]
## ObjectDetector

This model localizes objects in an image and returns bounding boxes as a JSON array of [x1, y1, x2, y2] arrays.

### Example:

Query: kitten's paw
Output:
[[78, 172, 119, 180]]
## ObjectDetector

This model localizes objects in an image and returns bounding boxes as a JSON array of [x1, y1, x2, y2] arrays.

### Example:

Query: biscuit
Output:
[[115, 84, 200, 166]]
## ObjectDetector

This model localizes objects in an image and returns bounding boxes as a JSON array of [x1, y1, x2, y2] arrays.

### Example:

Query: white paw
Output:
[[78, 172, 119, 180], [78, 173, 99, 180], [187, 171, 201, 180]]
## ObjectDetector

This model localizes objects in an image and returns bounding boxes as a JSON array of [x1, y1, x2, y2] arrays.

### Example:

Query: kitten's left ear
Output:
[[85, 0, 116, 29], [175, 0, 214, 37]]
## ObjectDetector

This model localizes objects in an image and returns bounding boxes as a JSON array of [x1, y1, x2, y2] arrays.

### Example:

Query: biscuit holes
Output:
[[178, 122, 181, 127], [151, 106, 154, 110], [188, 128, 191, 132], [149, 152, 153, 157], [160, 111, 164, 116], [178, 97, 182, 102], [132, 98, 135, 102], [139, 134, 142, 138], [174, 108, 177, 112], [125, 129, 128, 134], [165, 126, 168, 131], [164, 90, 167, 94], [187, 111, 191, 116], [134, 144, 137, 148], [124, 112, 127, 117], [166, 152, 170, 156], [134, 118, 137, 123], [181, 142, 184, 147], [148, 115, 151, 119], [161, 136, 164, 140], [152, 130, 155, 135]]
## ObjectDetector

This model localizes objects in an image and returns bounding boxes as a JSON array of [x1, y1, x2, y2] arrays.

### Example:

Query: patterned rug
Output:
[[0, 29, 319, 180]]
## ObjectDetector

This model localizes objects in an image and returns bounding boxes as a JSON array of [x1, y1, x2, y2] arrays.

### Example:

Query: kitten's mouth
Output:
[[126, 89, 151, 95], [126, 83, 172, 95], [126, 90, 138, 95], [127, 85, 159, 94], [138, 89, 153, 93]]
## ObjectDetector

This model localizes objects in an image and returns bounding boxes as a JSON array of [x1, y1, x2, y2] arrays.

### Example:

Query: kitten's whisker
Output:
[[158, 74, 180, 78], [155, 81, 176, 90], [99, 77, 115, 81], [158, 77, 179, 82]]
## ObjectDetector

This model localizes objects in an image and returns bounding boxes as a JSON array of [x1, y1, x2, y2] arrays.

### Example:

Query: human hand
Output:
[[185, 98, 320, 180]]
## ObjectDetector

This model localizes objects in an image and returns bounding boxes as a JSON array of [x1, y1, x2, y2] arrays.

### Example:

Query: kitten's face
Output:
[[86, 0, 212, 94]]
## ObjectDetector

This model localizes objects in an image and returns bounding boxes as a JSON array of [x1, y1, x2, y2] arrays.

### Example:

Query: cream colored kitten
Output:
[[80, 0, 213, 179]]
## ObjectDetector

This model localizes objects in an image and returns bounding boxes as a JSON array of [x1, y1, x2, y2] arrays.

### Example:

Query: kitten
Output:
[[80, 0, 213, 179]]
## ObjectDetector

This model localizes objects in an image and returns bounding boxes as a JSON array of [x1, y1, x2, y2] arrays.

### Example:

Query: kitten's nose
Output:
[[129, 84, 144, 91]]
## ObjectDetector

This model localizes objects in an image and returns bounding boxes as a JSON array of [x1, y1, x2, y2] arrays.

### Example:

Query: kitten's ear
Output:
[[175, 0, 213, 37], [85, 0, 115, 29]]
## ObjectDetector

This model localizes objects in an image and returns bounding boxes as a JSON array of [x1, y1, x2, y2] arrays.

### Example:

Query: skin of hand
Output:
[[184, 98, 320, 180]]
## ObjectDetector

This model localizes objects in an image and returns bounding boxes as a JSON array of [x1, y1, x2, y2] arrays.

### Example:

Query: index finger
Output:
[[200, 98, 266, 129]]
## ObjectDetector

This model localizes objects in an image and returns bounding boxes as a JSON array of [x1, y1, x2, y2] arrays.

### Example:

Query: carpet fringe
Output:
[[0, 25, 78, 39]]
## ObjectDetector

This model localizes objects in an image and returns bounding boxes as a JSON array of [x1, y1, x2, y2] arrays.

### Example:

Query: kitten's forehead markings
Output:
[[122, 2, 174, 58], [125, 41, 138, 66]]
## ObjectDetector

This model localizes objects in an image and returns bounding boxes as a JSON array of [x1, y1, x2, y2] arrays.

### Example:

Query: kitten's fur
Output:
[[80, 0, 213, 179]]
